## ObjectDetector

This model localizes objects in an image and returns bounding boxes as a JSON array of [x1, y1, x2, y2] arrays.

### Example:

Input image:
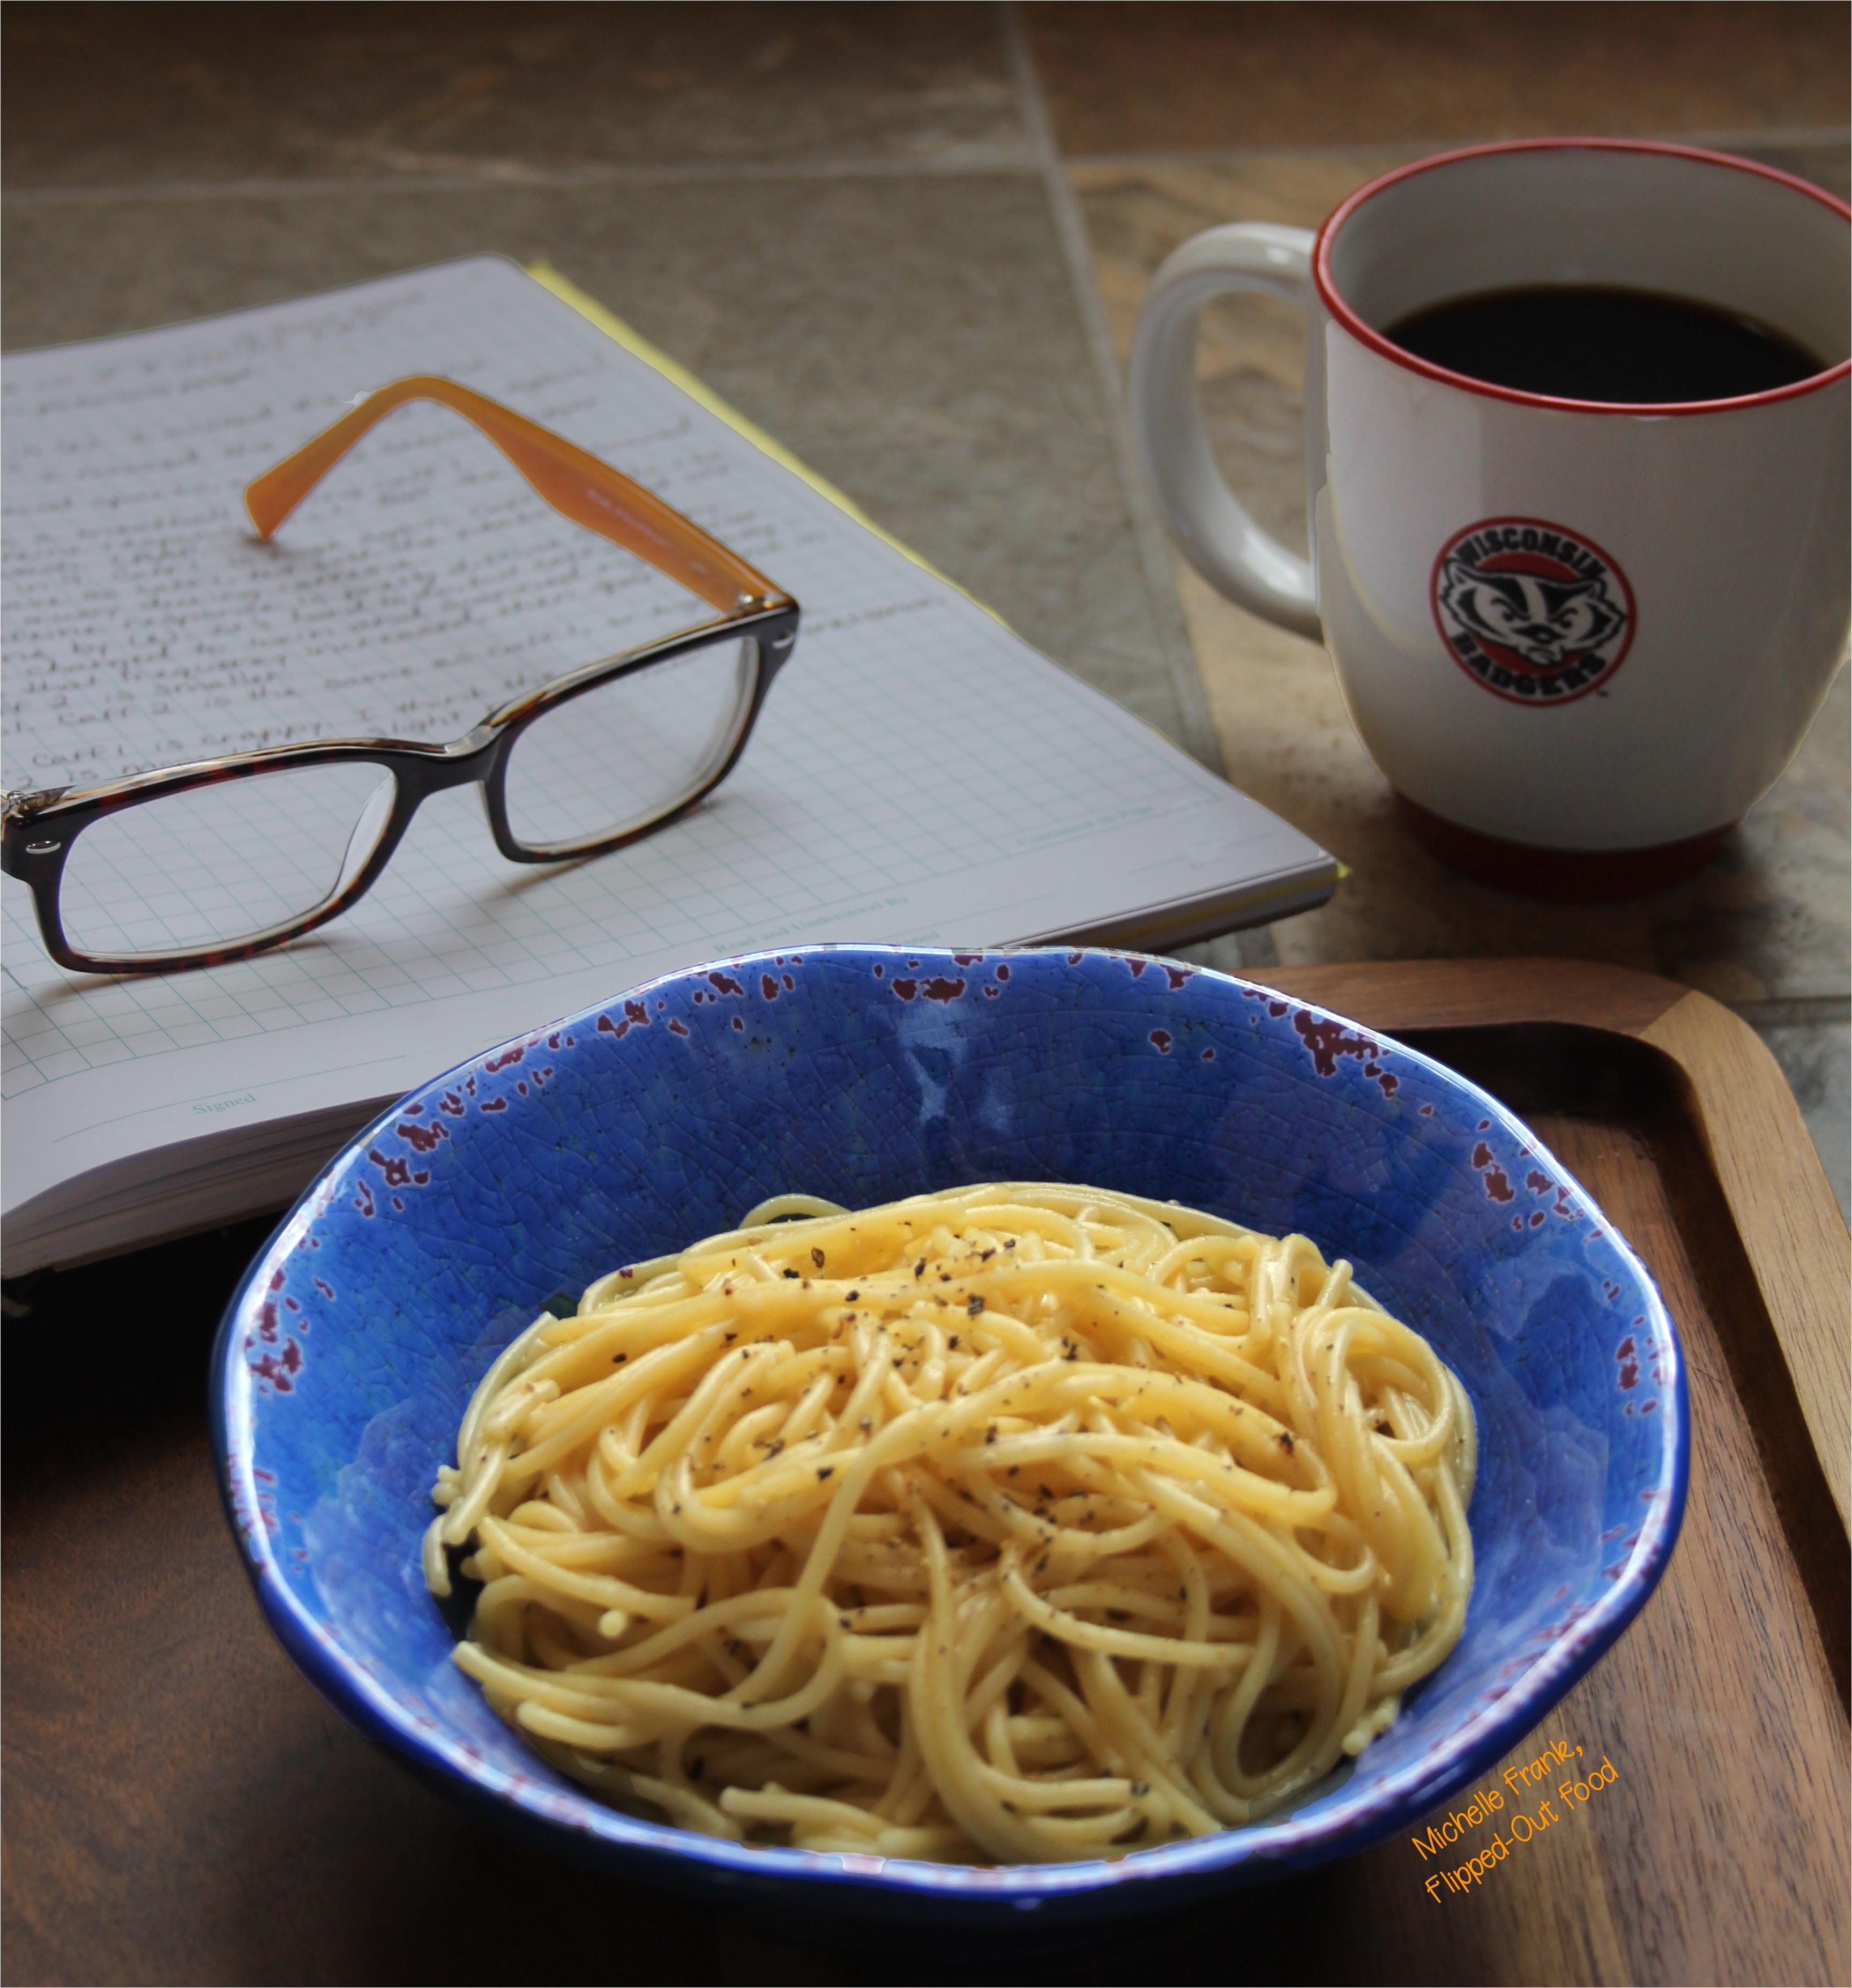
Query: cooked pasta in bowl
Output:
[[429, 1186, 1477, 1863], [213, 946, 1685, 1929]]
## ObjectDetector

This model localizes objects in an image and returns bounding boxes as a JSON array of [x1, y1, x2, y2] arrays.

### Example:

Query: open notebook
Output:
[[1, 257, 1335, 1273]]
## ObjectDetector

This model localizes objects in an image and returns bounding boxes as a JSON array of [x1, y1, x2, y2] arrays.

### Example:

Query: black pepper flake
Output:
[[914, 1260, 926, 1278], [817, 1466, 834, 1481], [1130, 1778, 1151, 1797], [847, 1290, 860, 1301], [811, 1247, 826, 1268], [967, 1295, 985, 1316], [782, 1269, 800, 1280], [1278, 1431, 1295, 1453]]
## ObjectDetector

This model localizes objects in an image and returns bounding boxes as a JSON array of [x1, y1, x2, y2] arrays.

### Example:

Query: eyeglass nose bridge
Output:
[[359, 721, 565, 887], [349, 722, 509, 864]]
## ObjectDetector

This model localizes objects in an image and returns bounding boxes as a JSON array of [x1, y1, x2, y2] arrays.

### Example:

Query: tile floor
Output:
[[5, 1, 1845, 1211]]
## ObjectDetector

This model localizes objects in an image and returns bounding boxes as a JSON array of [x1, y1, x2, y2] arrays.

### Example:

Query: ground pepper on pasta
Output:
[[425, 1183, 1476, 1864]]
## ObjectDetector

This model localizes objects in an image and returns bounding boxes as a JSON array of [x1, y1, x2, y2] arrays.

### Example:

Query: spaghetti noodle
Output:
[[425, 1183, 1475, 1863]]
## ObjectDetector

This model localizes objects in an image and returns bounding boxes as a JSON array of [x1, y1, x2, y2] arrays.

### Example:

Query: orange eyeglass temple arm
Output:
[[243, 376, 786, 615]]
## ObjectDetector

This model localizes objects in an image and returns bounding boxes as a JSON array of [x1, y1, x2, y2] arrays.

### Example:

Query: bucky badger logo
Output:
[[1431, 518, 1634, 705]]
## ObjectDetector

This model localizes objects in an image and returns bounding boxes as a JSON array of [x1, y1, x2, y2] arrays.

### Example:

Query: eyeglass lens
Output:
[[499, 634, 758, 855], [58, 763, 397, 960], [51, 633, 760, 961]]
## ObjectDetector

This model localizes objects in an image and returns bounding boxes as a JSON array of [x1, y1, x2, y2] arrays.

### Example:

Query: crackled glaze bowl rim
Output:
[[213, 945, 1689, 1905]]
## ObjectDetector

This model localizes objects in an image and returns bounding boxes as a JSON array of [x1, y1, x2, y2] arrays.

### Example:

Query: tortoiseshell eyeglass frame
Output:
[[1, 377, 801, 978]]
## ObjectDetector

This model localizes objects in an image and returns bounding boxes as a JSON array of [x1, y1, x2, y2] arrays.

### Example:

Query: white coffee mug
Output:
[[1129, 139, 1850, 898]]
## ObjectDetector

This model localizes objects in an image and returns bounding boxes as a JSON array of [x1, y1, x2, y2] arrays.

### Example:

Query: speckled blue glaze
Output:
[[212, 945, 1685, 1931]]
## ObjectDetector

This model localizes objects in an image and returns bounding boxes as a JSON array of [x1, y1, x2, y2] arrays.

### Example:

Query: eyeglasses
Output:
[[1, 377, 801, 977]]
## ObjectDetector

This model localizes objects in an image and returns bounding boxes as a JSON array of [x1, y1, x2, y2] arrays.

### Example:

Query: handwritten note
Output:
[[1, 258, 1332, 1254]]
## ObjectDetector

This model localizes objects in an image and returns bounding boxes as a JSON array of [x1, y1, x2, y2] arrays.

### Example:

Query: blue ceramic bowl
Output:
[[213, 945, 1686, 1931]]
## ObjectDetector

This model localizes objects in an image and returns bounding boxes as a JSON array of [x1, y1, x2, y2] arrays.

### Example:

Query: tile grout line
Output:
[[1729, 995, 1851, 1029], [0, 152, 1044, 204], [5, 126, 1843, 209], [1065, 125, 1852, 173], [995, 1, 1228, 784], [997, 2, 1280, 974]]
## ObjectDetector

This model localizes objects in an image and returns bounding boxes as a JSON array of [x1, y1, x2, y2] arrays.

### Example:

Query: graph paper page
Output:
[[2, 258, 1331, 1222]]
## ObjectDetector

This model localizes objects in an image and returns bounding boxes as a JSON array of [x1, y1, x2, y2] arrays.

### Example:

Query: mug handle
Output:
[[1128, 224, 1321, 641]]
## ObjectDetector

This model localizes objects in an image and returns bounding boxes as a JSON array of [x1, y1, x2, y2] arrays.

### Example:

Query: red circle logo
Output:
[[1431, 517, 1635, 706]]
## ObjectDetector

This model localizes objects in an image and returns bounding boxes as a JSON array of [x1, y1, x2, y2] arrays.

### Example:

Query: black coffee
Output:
[[1383, 284, 1824, 404]]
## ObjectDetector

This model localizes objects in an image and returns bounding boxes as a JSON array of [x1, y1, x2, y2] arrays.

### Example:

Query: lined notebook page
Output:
[[2, 258, 1331, 1224]]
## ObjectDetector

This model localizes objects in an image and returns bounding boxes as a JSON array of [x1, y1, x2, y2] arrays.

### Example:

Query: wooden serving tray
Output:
[[1263, 959, 1849, 1988], [3, 959, 1845, 1987]]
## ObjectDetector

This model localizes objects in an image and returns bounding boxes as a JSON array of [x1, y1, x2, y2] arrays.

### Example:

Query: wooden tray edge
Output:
[[1263, 958, 1850, 1533]]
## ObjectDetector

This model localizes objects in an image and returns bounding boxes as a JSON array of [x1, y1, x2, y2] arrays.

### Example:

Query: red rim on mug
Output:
[[1312, 138, 1852, 417]]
